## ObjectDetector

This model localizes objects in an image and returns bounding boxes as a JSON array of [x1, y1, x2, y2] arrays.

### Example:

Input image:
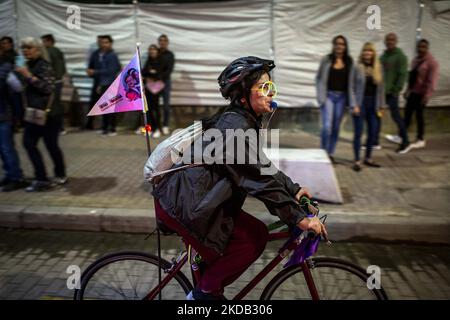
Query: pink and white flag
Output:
[[87, 51, 145, 116]]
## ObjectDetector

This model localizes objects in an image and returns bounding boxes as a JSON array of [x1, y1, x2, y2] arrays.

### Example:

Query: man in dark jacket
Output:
[[150, 57, 327, 300], [0, 54, 27, 191], [87, 35, 121, 136], [158, 34, 174, 135], [41, 34, 66, 134], [380, 33, 410, 153]]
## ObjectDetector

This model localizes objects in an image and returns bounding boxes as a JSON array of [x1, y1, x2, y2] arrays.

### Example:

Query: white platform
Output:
[[264, 148, 343, 204]]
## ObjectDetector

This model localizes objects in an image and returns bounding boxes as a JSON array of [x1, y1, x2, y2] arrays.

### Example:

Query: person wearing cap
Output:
[[152, 56, 327, 300]]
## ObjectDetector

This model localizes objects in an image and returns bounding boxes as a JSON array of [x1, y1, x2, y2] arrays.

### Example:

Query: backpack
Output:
[[143, 121, 204, 184]]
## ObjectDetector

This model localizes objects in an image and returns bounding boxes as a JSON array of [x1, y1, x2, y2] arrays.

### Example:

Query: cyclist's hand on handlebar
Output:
[[297, 216, 328, 239], [295, 187, 312, 201]]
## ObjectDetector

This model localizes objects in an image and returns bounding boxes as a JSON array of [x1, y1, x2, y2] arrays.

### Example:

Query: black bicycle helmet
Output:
[[218, 56, 275, 99]]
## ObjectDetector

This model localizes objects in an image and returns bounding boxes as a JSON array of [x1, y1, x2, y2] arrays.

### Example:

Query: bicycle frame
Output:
[[143, 228, 321, 300]]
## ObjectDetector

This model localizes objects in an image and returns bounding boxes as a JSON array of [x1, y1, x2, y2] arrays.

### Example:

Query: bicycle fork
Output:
[[301, 259, 320, 300]]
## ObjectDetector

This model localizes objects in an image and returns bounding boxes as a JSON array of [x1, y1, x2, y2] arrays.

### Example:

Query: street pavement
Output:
[[0, 228, 449, 300], [0, 108, 449, 242]]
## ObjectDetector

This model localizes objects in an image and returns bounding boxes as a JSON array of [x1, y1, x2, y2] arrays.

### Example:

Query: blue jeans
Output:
[[0, 121, 23, 181], [162, 79, 171, 127], [353, 96, 377, 162], [386, 94, 409, 146], [320, 91, 346, 155]]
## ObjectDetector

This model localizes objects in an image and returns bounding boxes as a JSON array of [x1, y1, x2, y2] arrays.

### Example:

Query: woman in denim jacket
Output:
[[352, 42, 386, 171], [315, 35, 358, 163]]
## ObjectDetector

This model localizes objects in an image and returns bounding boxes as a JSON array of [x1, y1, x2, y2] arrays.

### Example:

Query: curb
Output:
[[0, 205, 449, 244]]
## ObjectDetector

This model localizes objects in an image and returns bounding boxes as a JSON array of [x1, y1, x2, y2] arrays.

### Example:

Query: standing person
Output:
[[85, 35, 102, 130], [158, 34, 175, 136], [41, 34, 67, 135], [403, 39, 439, 151], [15, 37, 67, 192], [352, 43, 385, 172], [316, 35, 358, 163], [140, 44, 163, 138], [380, 33, 410, 153], [1, 36, 23, 130], [150, 56, 326, 300], [0, 36, 17, 64], [87, 35, 121, 136], [0, 52, 28, 191]]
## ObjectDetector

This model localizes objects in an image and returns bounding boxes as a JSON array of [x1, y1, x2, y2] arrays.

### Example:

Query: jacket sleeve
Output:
[[378, 67, 386, 110], [348, 63, 360, 110], [353, 65, 364, 109], [315, 57, 324, 104], [393, 53, 408, 95], [216, 113, 307, 227], [423, 59, 439, 102], [29, 61, 54, 95], [94, 53, 121, 77], [160, 53, 174, 80]]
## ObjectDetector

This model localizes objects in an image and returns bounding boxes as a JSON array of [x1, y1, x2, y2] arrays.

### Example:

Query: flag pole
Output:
[[136, 44, 152, 157], [136, 43, 162, 301]]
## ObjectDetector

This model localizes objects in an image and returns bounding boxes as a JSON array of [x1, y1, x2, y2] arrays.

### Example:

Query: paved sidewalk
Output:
[[0, 228, 449, 300], [0, 108, 449, 242]]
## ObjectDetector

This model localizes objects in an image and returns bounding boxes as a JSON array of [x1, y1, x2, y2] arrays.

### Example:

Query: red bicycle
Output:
[[74, 198, 388, 300]]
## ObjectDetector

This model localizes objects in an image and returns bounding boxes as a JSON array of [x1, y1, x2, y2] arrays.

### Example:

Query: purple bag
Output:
[[283, 226, 320, 268]]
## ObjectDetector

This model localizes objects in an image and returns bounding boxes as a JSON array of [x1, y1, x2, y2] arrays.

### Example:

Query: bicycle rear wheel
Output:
[[261, 257, 388, 300], [74, 251, 193, 300]]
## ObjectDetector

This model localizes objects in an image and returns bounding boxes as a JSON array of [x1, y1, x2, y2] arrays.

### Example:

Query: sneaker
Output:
[[135, 127, 144, 135], [1, 180, 29, 192], [108, 131, 118, 137], [162, 126, 170, 135], [373, 145, 382, 150], [397, 144, 412, 154], [385, 134, 402, 145], [352, 163, 362, 172], [0, 178, 11, 187], [25, 180, 52, 192], [60, 130, 67, 135], [411, 140, 426, 149], [190, 287, 226, 300], [152, 130, 161, 138], [362, 145, 382, 150], [363, 159, 381, 168], [53, 176, 68, 185], [329, 155, 336, 164]]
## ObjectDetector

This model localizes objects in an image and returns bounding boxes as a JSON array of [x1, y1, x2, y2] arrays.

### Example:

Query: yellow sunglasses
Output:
[[251, 81, 278, 98]]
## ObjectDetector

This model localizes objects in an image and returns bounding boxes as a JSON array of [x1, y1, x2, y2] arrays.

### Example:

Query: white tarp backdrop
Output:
[[0, 0, 448, 107], [137, 0, 271, 106], [273, 0, 419, 107]]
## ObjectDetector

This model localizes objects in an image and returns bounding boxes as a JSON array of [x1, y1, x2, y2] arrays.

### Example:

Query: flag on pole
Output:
[[87, 50, 147, 116]]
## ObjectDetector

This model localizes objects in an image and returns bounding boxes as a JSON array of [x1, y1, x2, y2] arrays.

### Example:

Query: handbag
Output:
[[22, 89, 54, 126], [145, 79, 165, 95]]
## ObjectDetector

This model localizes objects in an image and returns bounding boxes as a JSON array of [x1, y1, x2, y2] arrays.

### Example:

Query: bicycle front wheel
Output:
[[74, 251, 193, 300], [261, 257, 388, 300]]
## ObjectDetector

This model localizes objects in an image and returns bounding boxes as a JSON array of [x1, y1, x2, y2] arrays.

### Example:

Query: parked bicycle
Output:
[[74, 197, 388, 300]]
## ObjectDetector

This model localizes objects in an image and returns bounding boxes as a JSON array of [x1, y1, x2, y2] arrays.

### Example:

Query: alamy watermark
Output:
[[168, 122, 280, 176]]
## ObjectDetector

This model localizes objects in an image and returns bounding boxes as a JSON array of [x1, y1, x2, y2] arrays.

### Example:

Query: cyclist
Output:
[[153, 56, 328, 300]]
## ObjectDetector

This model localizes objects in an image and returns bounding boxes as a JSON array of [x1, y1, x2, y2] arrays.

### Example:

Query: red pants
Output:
[[155, 200, 268, 295]]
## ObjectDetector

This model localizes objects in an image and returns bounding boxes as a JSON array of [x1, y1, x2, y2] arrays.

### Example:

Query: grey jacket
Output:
[[315, 55, 358, 109], [354, 64, 386, 111]]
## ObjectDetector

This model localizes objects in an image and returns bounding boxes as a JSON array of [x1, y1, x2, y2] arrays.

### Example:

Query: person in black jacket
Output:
[[0, 53, 27, 191], [158, 34, 174, 135], [139, 44, 163, 137], [152, 57, 327, 300], [16, 37, 66, 192]]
